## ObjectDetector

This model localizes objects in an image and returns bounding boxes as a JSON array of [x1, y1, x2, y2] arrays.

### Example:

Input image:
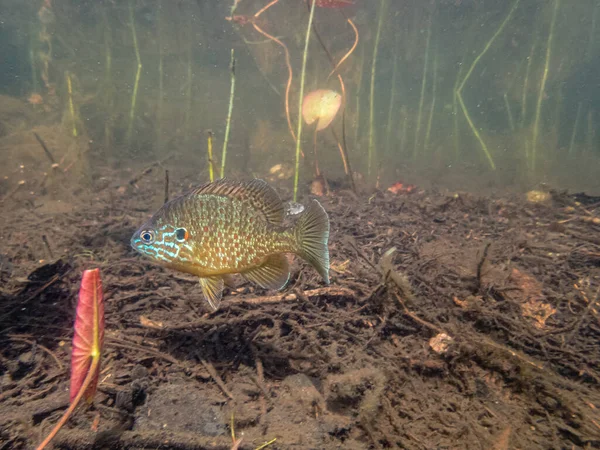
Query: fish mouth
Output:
[[130, 228, 143, 253]]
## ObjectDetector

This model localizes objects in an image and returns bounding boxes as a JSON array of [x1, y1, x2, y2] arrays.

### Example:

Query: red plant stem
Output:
[[251, 0, 301, 153], [251, 22, 296, 145], [254, 0, 279, 18], [313, 126, 321, 176], [35, 355, 100, 450], [307, 3, 355, 191], [331, 127, 351, 177], [327, 17, 359, 80]]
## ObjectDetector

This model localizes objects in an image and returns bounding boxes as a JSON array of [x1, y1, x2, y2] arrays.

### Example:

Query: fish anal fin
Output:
[[190, 178, 285, 224], [199, 276, 224, 311], [242, 254, 290, 290]]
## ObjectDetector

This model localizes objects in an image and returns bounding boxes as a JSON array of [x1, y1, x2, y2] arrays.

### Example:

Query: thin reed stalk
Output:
[[252, 1, 296, 144], [413, 16, 431, 158], [221, 49, 236, 178], [385, 28, 401, 157], [531, 0, 559, 171], [126, 1, 142, 144], [207, 131, 215, 182], [521, 37, 536, 127], [452, 57, 465, 159], [586, 2, 598, 60], [568, 102, 582, 155], [368, 0, 386, 178], [457, 0, 521, 170], [102, 7, 114, 155], [185, 13, 193, 146], [312, 127, 321, 177], [503, 94, 515, 132], [29, 48, 38, 93], [399, 106, 408, 156], [66, 72, 77, 137], [586, 109, 595, 155], [157, 0, 163, 153], [293, 0, 317, 202], [424, 49, 438, 152], [309, 7, 355, 191]]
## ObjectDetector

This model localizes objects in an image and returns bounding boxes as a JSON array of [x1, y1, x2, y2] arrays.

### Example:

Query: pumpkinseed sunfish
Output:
[[130, 178, 330, 311]]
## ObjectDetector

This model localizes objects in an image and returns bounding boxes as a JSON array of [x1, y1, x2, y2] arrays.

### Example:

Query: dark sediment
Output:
[[1, 166, 600, 449]]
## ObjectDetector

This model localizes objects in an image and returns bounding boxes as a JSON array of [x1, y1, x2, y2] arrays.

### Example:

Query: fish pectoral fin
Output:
[[199, 276, 224, 311], [242, 254, 290, 290]]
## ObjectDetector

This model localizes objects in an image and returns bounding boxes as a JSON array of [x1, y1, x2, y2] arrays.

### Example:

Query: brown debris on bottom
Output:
[[1, 171, 600, 449]]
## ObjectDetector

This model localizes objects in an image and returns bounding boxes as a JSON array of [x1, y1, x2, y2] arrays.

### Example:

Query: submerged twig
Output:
[[33, 132, 56, 165], [475, 242, 491, 293]]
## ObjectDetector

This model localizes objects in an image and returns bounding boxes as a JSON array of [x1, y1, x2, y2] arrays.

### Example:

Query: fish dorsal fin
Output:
[[191, 178, 285, 224]]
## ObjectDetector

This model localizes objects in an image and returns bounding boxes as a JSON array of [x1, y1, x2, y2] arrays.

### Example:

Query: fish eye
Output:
[[140, 229, 155, 244], [175, 228, 188, 242]]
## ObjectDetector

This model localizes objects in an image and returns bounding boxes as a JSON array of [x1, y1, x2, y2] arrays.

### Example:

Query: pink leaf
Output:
[[69, 268, 104, 403]]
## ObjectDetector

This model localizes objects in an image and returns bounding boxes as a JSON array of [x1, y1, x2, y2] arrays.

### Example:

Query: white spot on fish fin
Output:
[[199, 276, 224, 311], [242, 254, 290, 290]]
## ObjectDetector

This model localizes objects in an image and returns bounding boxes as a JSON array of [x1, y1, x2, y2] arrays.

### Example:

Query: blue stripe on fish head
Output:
[[131, 221, 193, 264]]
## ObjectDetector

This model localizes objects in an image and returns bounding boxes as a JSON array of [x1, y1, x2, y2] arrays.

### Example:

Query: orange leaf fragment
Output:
[[509, 268, 556, 329]]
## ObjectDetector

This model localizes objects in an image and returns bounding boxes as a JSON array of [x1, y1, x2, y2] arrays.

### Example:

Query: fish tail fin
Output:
[[294, 199, 330, 283]]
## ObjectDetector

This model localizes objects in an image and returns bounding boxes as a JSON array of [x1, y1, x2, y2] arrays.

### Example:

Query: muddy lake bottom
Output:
[[1, 169, 600, 450]]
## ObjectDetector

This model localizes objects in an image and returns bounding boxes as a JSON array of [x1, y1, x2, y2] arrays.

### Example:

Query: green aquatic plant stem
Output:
[[521, 37, 536, 127], [399, 107, 408, 155], [221, 49, 236, 179], [503, 93, 515, 132], [586, 3, 598, 60], [293, 0, 317, 202], [66, 72, 77, 137], [452, 57, 466, 159], [531, 0, 559, 171], [424, 49, 438, 152], [353, 42, 366, 152], [385, 28, 401, 158], [30, 48, 38, 93], [457, 0, 521, 170], [307, 8, 355, 192], [568, 102, 582, 155], [208, 131, 215, 182], [102, 7, 114, 154], [367, 0, 386, 178], [413, 17, 431, 159], [126, 1, 142, 144], [586, 109, 595, 155], [157, 0, 163, 153], [185, 14, 193, 146]]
